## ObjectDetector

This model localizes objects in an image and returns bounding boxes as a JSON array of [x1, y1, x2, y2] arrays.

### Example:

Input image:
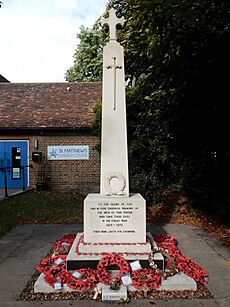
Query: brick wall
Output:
[[0, 132, 100, 194]]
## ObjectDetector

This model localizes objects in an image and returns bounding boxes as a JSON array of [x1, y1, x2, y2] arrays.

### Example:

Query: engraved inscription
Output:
[[92, 201, 139, 234]]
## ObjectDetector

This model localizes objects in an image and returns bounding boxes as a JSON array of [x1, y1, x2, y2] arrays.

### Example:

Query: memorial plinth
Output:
[[66, 192, 154, 269], [84, 193, 146, 243]]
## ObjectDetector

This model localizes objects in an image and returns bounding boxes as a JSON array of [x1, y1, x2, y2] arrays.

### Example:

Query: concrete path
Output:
[[0, 189, 22, 200], [0, 188, 33, 201], [0, 224, 229, 307]]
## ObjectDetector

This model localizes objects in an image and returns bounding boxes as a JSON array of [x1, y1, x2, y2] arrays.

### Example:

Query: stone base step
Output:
[[66, 232, 164, 270], [34, 271, 197, 293]]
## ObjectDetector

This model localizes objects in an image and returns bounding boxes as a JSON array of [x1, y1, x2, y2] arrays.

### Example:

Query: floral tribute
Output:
[[153, 234, 208, 284], [65, 268, 98, 291], [36, 234, 98, 291], [52, 234, 76, 255], [36, 255, 67, 287], [36, 255, 67, 273], [35, 233, 208, 293], [131, 268, 162, 290], [97, 253, 130, 285]]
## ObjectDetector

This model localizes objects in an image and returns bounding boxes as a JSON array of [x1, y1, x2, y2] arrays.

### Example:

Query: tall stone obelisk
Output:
[[66, 9, 159, 270], [100, 8, 129, 197], [82, 8, 148, 247]]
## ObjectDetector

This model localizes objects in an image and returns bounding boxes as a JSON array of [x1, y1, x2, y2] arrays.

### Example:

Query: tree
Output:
[[65, 2, 125, 82], [66, 0, 230, 215], [117, 0, 230, 213], [65, 22, 106, 82]]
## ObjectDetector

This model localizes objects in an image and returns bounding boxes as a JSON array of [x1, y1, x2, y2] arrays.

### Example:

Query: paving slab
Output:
[[0, 223, 229, 307], [158, 272, 197, 291]]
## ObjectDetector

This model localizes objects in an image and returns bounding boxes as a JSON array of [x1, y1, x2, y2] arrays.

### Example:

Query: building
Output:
[[0, 82, 101, 194], [0, 74, 10, 83]]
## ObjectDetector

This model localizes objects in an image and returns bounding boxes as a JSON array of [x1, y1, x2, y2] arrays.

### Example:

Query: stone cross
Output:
[[100, 8, 129, 197], [100, 8, 125, 41]]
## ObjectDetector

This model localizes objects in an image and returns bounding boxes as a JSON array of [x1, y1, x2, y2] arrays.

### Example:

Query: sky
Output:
[[0, 0, 108, 82]]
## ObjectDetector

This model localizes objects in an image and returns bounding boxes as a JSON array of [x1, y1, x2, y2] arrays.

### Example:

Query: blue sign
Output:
[[47, 146, 89, 160]]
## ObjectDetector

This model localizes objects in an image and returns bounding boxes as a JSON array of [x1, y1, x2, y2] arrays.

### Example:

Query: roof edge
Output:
[[0, 81, 102, 85], [0, 127, 92, 133]]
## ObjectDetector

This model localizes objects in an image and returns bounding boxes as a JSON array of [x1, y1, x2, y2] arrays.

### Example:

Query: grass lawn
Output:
[[0, 188, 229, 248], [0, 190, 84, 237]]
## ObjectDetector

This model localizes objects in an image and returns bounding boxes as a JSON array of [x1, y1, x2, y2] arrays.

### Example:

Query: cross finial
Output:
[[100, 8, 125, 41]]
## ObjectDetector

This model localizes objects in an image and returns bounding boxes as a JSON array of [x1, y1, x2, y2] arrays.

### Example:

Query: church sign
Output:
[[47, 145, 89, 160]]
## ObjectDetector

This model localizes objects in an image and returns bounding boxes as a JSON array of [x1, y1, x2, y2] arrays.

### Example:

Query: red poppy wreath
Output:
[[131, 268, 162, 290], [36, 255, 67, 273], [65, 268, 98, 291], [97, 253, 130, 285]]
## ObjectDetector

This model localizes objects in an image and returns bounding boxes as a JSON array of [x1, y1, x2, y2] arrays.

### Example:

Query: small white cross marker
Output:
[[100, 8, 125, 41]]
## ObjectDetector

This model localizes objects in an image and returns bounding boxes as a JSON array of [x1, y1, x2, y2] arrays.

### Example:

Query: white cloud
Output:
[[0, 0, 108, 82]]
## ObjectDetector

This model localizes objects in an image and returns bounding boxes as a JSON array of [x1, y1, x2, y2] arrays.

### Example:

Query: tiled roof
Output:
[[0, 75, 10, 83], [0, 83, 102, 129]]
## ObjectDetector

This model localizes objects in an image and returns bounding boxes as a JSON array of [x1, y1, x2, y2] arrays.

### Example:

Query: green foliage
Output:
[[110, 278, 120, 290], [66, 0, 230, 215], [65, 23, 106, 82], [65, 2, 125, 82], [92, 102, 102, 138], [116, 0, 230, 207], [91, 102, 102, 152]]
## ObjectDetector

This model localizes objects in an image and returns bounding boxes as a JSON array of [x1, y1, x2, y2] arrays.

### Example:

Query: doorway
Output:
[[0, 141, 29, 189]]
